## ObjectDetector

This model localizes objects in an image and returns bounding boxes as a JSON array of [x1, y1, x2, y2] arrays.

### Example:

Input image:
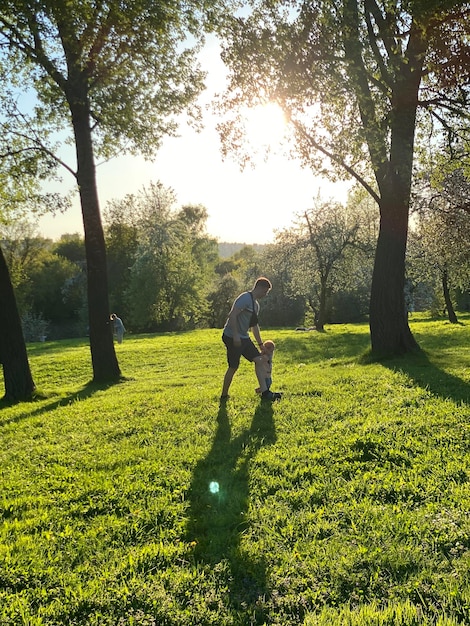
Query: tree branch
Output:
[[364, 0, 395, 89], [290, 116, 380, 204], [365, 0, 400, 60], [342, 0, 388, 173], [2, 128, 77, 179]]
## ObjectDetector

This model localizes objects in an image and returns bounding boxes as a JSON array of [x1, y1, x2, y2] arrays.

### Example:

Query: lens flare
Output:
[[209, 481, 220, 494]]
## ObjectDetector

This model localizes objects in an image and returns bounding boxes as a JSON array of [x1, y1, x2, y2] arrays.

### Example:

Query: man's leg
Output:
[[221, 366, 237, 397]]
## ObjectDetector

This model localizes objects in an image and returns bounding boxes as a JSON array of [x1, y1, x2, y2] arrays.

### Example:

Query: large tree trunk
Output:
[[69, 95, 121, 383], [0, 246, 35, 402], [369, 26, 425, 357], [369, 193, 419, 355]]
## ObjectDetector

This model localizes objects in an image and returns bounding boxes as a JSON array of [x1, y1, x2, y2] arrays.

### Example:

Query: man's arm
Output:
[[251, 323, 263, 348]]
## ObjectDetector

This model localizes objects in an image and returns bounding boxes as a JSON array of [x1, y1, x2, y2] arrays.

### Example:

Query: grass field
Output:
[[1, 315, 469, 625]]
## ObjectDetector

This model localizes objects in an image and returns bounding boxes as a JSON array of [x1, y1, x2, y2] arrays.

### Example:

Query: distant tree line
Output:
[[3, 176, 469, 343]]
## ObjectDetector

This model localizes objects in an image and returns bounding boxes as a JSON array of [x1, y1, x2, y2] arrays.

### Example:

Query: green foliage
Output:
[[258, 197, 376, 328], [0, 0, 240, 161], [0, 316, 469, 624], [0, 88, 67, 223], [0, 0, 244, 383], [105, 182, 218, 332], [206, 272, 241, 327], [20, 311, 49, 342], [105, 221, 140, 318], [52, 234, 86, 267], [0, 225, 50, 291], [218, 0, 468, 180], [207, 246, 277, 328], [256, 244, 306, 327], [27, 254, 84, 321], [407, 170, 470, 319], [2, 233, 86, 335]]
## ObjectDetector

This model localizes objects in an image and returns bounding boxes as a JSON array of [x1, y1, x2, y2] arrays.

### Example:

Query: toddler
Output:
[[255, 340, 276, 394]]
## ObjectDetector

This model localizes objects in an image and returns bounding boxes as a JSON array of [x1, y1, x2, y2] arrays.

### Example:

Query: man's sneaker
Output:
[[261, 390, 282, 401]]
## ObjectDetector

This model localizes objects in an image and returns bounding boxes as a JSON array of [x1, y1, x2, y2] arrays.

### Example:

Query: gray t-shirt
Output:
[[223, 291, 259, 339]]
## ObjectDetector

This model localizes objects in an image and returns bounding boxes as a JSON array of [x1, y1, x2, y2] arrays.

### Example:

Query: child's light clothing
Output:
[[255, 341, 275, 394]]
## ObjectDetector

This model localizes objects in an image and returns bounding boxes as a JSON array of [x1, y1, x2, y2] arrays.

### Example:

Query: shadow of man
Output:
[[186, 399, 276, 621]]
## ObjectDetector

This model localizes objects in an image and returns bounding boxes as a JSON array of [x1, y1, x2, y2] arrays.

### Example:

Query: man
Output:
[[221, 276, 282, 401]]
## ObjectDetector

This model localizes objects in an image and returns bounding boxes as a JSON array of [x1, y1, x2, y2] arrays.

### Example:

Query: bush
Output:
[[21, 311, 50, 342]]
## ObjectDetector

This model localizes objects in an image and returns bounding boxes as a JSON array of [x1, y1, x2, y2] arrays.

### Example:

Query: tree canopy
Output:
[[0, 0, 236, 158]]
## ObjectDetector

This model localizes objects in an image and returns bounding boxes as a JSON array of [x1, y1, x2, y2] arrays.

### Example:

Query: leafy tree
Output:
[[230, 245, 265, 289], [273, 200, 365, 330], [331, 190, 378, 323], [106, 183, 218, 331], [207, 246, 270, 328], [408, 169, 470, 322], [52, 234, 88, 336], [103, 191, 155, 323], [127, 227, 209, 331], [214, 245, 264, 283], [218, 0, 470, 355], [206, 273, 241, 328], [105, 221, 139, 322], [104, 182, 174, 329], [1, 227, 87, 338], [179, 203, 220, 290], [0, 76, 73, 400], [303, 203, 362, 330], [257, 242, 305, 327], [21, 311, 49, 343], [28, 254, 86, 329], [0, 154, 53, 402], [0, 0, 237, 381], [215, 258, 239, 276], [0, 221, 48, 293], [53, 233, 86, 267]]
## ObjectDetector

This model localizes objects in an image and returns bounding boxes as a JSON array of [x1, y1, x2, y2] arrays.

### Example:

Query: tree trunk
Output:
[[369, 28, 426, 357], [316, 278, 328, 331], [442, 267, 458, 323], [0, 245, 36, 402], [307, 296, 319, 329], [369, 194, 419, 355], [69, 96, 121, 383]]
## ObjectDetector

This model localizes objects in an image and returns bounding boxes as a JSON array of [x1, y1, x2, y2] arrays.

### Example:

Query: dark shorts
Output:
[[222, 334, 260, 369]]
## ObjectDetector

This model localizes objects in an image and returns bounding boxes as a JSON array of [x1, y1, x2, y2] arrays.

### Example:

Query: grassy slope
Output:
[[0, 315, 469, 625]]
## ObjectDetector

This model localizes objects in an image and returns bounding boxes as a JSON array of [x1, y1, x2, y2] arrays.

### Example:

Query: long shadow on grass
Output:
[[0, 380, 121, 426], [382, 350, 470, 406], [186, 400, 276, 621]]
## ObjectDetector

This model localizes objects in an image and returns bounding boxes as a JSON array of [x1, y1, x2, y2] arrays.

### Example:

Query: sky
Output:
[[37, 35, 351, 246]]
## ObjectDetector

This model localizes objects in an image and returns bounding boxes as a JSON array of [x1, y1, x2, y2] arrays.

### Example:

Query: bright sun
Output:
[[242, 102, 288, 152]]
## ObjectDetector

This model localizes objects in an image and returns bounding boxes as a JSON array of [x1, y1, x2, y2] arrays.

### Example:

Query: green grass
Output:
[[1, 315, 469, 625]]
